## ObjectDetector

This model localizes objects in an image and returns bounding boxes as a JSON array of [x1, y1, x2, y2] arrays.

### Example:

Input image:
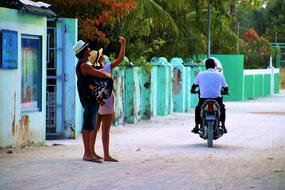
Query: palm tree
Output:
[[116, 0, 247, 59]]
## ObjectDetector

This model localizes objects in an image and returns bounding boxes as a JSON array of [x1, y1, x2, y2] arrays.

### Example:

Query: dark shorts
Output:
[[82, 99, 99, 131]]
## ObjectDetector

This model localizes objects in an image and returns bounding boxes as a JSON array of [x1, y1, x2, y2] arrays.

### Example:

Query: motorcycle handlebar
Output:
[[190, 90, 199, 94], [221, 91, 229, 96]]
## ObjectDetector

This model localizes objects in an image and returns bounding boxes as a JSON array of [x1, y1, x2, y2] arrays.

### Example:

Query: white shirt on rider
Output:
[[194, 68, 228, 98]]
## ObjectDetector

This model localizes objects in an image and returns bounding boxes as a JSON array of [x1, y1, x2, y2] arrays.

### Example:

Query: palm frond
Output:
[[136, 0, 179, 33]]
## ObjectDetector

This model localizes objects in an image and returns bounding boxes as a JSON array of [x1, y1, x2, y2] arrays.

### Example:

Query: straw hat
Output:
[[73, 40, 89, 55], [89, 48, 103, 64]]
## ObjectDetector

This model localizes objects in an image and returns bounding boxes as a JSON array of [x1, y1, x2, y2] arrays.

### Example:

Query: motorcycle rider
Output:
[[190, 58, 229, 134]]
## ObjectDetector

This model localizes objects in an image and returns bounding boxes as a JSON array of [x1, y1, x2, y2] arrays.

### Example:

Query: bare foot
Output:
[[83, 155, 103, 163], [93, 154, 103, 160], [104, 156, 118, 162]]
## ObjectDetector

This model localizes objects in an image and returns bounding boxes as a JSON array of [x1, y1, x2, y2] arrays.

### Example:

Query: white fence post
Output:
[[269, 56, 275, 95]]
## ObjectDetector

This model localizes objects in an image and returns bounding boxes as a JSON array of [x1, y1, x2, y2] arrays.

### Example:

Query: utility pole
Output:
[[207, 0, 211, 58], [237, 21, 240, 54]]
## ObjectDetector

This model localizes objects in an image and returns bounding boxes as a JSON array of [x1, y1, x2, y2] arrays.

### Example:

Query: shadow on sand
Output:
[[157, 142, 246, 154]]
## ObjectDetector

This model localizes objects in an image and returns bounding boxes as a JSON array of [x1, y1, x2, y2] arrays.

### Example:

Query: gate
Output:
[[46, 18, 78, 139], [46, 18, 64, 139]]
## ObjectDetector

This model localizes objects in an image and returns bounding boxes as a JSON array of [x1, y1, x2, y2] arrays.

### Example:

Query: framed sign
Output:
[[0, 30, 18, 69]]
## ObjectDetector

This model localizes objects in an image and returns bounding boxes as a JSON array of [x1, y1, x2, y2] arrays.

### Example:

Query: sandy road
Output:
[[0, 92, 285, 190]]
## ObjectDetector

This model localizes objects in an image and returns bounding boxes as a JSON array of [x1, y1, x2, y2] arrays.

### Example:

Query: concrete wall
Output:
[[0, 7, 47, 147], [211, 54, 245, 101], [151, 66, 157, 116], [141, 69, 152, 119], [109, 55, 280, 126], [170, 58, 186, 113], [112, 67, 125, 127], [274, 73, 280, 93], [151, 58, 169, 116], [124, 66, 142, 123], [184, 64, 192, 112], [243, 69, 280, 100]]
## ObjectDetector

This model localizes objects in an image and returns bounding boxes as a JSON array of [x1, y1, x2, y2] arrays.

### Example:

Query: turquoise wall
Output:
[[212, 55, 244, 101], [150, 58, 171, 116], [190, 66, 199, 108], [114, 66, 152, 124], [170, 58, 186, 112], [108, 55, 280, 128], [159, 57, 173, 115], [167, 63, 173, 115], [112, 67, 125, 126], [141, 69, 152, 119], [264, 74, 271, 96], [184, 66, 192, 112], [0, 7, 47, 147], [255, 74, 264, 97], [274, 73, 280, 93], [156, 65, 169, 115], [244, 75, 255, 99], [56, 18, 78, 138], [124, 67, 140, 123], [151, 66, 157, 116]]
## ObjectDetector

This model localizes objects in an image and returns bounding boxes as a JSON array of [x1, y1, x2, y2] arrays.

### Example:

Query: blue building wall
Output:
[[0, 7, 47, 147], [0, 7, 78, 147]]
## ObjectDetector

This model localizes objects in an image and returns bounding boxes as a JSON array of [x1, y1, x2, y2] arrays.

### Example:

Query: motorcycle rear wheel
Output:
[[207, 122, 214, 147]]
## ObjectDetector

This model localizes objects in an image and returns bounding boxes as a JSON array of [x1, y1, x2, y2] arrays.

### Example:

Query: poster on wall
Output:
[[22, 48, 36, 104], [21, 36, 41, 110], [0, 30, 18, 69]]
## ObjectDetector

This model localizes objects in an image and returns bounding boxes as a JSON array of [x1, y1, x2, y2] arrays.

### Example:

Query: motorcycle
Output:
[[192, 89, 228, 147]]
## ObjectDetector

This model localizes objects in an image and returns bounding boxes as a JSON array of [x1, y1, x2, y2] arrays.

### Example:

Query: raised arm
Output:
[[110, 36, 126, 69]]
